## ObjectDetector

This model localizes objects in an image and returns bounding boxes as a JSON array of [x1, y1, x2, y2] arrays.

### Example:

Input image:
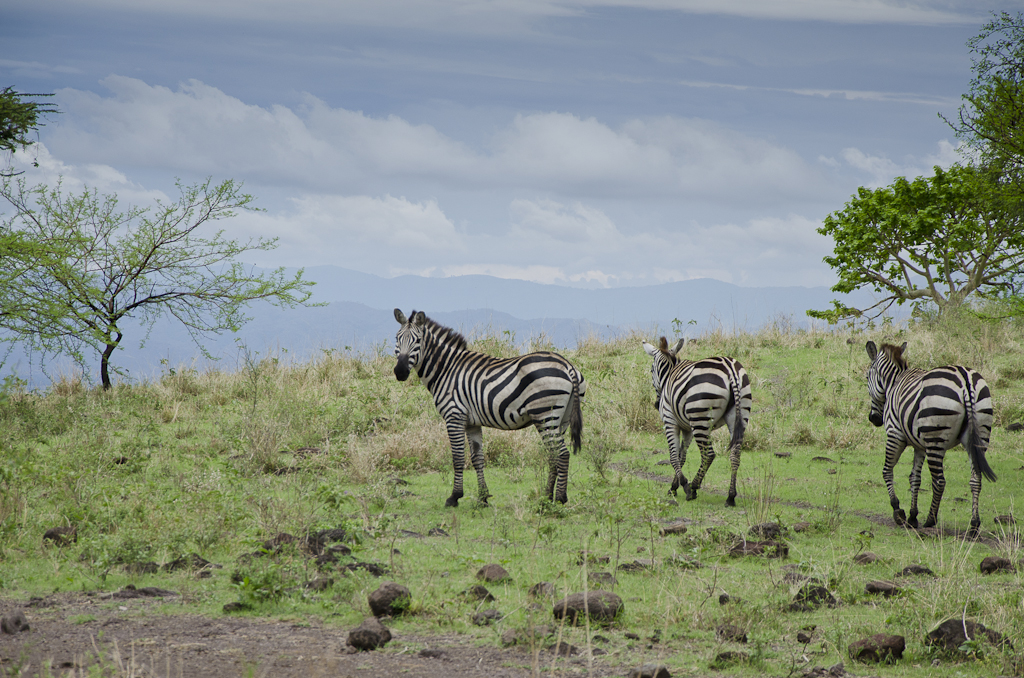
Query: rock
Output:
[[461, 584, 495, 602], [980, 556, 1015, 575], [749, 522, 783, 539], [865, 580, 901, 597], [576, 551, 610, 565], [993, 514, 1016, 525], [548, 641, 580, 656], [258, 532, 296, 554], [162, 553, 219, 573], [660, 521, 688, 536], [793, 521, 812, 533], [774, 451, 792, 458], [797, 630, 814, 644], [0, 611, 29, 634], [627, 663, 671, 678], [789, 580, 837, 611], [1006, 422, 1024, 431], [710, 650, 748, 669], [368, 581, 411, 617], [472, 609, 503, 626], [222, 602, 247, 613], [898, 564, 935, 577], [553, 590, 623, 624], [42, 526, 76, 547], [848, 633, 905, 663], [589, 572, 618, 587], [305, 577, 334, 592], [124, 561, 159, 575], [926, 618, 1011, 654], [476, 563, 511, 583], [853, 552, 879, 564], [716, 623, 748, 643], [108, 585, 178, 599], [811, 456, 835, 463], [729, 539, 788, 558], [347, 617, 392, 651], [529, 582, 555, 598]]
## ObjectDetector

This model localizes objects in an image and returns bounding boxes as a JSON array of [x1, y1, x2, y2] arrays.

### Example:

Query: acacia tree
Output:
[[1, 87, 58, 176], [807, 163, 1024, 323], [0, 176, 317, 388]]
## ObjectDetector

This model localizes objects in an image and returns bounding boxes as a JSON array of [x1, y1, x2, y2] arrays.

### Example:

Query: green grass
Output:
[[2, 314, 1024, 676]]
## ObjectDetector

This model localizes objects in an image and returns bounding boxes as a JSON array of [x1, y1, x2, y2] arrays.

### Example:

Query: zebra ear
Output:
[[394, 308, 408, 325], [411, 311, 426, 326], [865, 341, 877, 360], [671, 338, 686, 355], [642, 341, 658, 357], [899, 341, 908, 355]]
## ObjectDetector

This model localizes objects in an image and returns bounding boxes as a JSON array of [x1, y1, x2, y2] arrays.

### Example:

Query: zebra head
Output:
[[643, 336, 685, 409], [865, 340, 907, 427], [393, 308, 427, 382]]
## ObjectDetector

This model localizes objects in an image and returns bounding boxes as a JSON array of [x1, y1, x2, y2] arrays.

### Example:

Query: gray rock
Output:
[[865, 580, 901, 597], [368, 581, 411, 617], [0, 611, 29, 634], [553, 590, 623, 624], [980, 556, 1015, 575], [476, 563, 511, 583], [472, 609, 503, 626], [347, 617, 392, 651], [848, 634, 905, 663], [627, 663, 671, 678]]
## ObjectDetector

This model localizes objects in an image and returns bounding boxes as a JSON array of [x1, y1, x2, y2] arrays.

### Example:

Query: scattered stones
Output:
[[793, 521, 812, 533], [865, 580, 901, 597], [926, 618, 1011, 654], [577, 551, 610, 565], [853, 552, 879, 565], [343, 562, 386, 577], [553, 590, 623, 624], [1, 611, 29, 635], [529, 582, 555, 598], [994, 514, 1016, 526], [801, 662, 846, 677], [368, 581, 411, 617], [716, 623, 748, 643], [749, 522, 784, 539], [789, 580, 838, 611], [472, 609, 503, 626], [627, 663, 671, 678], [347, 617, 392, 651], [659, 520, 688, 536], [107, 585, 178, 599], [730, 540, 788, 558], [617, 559, 654, 572], [589, 572, 618, 587], [460, 584, 495, 602], [42, 526, 76, 547], [980, 556, 1015, 575], [477, 563, 511, 583], [848, 633, 905, 663], [898, 564, 935, 577]]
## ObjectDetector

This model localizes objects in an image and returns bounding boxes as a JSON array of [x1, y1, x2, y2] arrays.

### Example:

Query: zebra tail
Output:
[[967, 410, 997, 483], [728, 372, 746, 454], [569, 378, 583, 455]]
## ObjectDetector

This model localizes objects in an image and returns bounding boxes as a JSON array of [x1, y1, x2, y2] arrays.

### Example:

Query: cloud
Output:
[[48, 78, 827, 206], [832, 139, 962, 187]]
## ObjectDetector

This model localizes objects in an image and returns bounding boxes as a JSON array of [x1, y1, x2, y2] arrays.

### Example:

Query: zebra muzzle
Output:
[[394, 356, 410, 381]]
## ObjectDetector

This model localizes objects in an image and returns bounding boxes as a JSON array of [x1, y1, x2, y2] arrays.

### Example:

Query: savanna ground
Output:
[[2, 311, 1024, 677]]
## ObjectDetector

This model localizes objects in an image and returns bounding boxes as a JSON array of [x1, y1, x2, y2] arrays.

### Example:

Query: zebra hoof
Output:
[[683, 485, 696, 502], [555, 494, 568, 505], [922, 518, 936, 529], [907, 516, 919, 529], [893, 509, 907, 526], [725, 496, 736, 507], [445, 496, 460, 508]]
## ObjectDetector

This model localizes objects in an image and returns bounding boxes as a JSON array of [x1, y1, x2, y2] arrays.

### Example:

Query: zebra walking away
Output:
[[393, 309, 586, 507], [643, 337, 752, 506], [865, 341, 996, 538]]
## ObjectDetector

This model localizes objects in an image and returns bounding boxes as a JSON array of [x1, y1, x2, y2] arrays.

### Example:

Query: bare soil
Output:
[[0, 592, 636, 678]]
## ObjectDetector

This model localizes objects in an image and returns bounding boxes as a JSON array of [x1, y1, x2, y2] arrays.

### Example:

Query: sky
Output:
[[1, 0, 1017, 291]]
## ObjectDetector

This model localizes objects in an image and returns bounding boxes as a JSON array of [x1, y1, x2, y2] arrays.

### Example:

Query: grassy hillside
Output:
[[1, 312, 1023, 676]]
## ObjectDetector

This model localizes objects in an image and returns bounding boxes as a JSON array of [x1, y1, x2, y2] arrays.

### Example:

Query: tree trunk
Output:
[[100, 330, 123, 390]]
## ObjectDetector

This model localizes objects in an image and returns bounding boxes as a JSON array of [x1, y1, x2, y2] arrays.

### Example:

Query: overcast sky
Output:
[[2, 0, 1015, 290]]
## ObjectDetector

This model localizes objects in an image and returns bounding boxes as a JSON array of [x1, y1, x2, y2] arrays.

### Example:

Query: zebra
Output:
[[865, 341, 996, 538], [393, 309, 586, 507], [643, 337, 752, 506]]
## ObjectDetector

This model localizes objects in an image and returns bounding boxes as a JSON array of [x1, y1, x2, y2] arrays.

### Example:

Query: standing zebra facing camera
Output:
[[643, 337, 752, 506], [865, 341, 996, 538], [393, 309, 586, 507]]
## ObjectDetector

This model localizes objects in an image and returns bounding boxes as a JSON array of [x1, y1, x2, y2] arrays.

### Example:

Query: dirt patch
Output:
[[0, 593, 635, 677]]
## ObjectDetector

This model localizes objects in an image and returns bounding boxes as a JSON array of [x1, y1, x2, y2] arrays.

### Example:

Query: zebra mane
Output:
[[880, 342, 908, 369], [418, 312, 469, 351]]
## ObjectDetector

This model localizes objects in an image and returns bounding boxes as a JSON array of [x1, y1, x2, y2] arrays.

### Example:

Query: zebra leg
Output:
[[725, 440, 741, 508], [666, 426, 691, 497], [967, 465, 982, 539], [882, 436, 908, 527], [687, 427, 715, 502], [444, 417, 468, 508], [906, 450, 925, 529], [467, 426, 490, 506], [922, 450, 946, 529]]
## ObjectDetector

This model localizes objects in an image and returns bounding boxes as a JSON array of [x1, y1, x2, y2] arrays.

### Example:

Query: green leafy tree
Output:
[[944, 12, 1024, 172], [0, 87, 58, 176], [808, 164, 1024, 323], [0, 176, 317, 388]]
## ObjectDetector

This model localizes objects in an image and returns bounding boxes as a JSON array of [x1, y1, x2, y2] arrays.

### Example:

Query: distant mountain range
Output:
[[2, 266, 876, 386]]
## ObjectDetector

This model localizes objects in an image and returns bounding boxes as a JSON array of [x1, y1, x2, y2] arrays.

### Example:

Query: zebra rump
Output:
[[393, 308, 587, 507]]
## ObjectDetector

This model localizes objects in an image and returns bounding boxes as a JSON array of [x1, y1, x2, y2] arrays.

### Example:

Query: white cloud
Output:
[[834, 139, 963, 187], [509, 198, 618, 242]]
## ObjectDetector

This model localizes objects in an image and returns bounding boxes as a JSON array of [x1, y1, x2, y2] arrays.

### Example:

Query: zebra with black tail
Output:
[[393, 309, 586, 507], [643, 337, 752, 506], [865, 341, 995, 538]]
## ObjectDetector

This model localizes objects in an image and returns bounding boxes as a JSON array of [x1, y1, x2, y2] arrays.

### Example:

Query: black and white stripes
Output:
[[393, 309, 586, 507], [643, 337, 752, 506], [865, 341, 996, 537]]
